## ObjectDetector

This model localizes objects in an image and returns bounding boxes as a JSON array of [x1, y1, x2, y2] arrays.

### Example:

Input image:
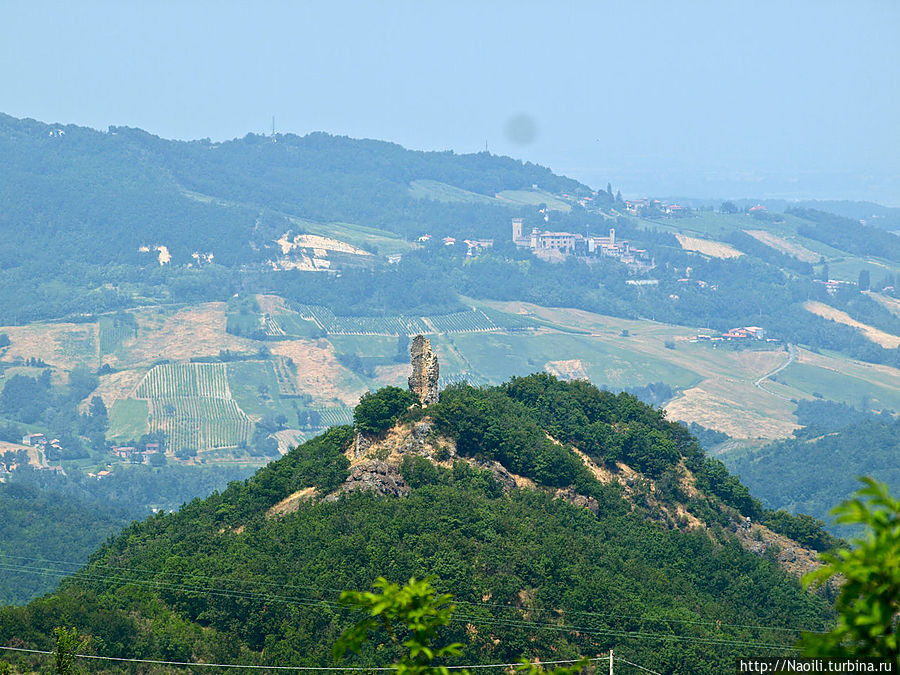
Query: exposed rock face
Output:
[[554, 488, 600, 514], [352, 431, 373, 460], [408, 335, 439, 405], [324, 460, 411, 500], [472, 458, 519, 492], [400, 421, 435, 456]]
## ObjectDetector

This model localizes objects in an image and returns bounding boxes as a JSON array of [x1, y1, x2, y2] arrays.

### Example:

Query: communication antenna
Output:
[[272, 116, 276, 136]]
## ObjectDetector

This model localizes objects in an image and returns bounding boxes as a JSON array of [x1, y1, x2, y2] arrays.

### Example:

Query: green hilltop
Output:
[[0, 375, 836, 674]]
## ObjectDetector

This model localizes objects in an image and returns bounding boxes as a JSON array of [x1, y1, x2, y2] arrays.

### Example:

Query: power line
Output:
[[0, 645, 609, 671], [0, 561, 808, 651], [0, 562, 808, 652], [0, 560, 808, 652], [0, 554, 828, 636], [452, 612, 802, 652], [614, 656, 662, 675], [0, 563, 345, 612]]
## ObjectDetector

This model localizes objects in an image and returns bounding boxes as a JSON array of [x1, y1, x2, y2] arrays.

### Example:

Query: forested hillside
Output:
[[0, 376, 836, 674], [727, 413, 900, 537], [0, 464, 256, 604]]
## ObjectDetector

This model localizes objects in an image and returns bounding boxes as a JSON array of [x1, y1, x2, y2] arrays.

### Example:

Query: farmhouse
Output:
[[112, 446, 137, 459], [815, 279, 853, 296], [21, 433, 46, 447], [722, 326, 766, 340], [464, 239, 493, 256]]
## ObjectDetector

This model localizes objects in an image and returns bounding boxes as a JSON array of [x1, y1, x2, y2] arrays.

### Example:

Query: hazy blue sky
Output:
[[3, 1, 898, 203]]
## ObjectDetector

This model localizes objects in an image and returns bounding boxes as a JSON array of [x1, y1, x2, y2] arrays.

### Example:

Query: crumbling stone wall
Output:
[[408, 334, 439, 405]]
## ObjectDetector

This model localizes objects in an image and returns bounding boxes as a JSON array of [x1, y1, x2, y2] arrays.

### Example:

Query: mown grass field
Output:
[[108, 399, 149, 441], [495, 189, 571, 212], [297, 218, 417, 258], [227, 360, 294, 420], [408, 179, 500, 205]]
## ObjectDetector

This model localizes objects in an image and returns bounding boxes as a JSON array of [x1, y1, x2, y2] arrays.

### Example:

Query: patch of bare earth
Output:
[[804, 301, 900, 348], [545, 359, 589, 381], [267, 487, 318, 518], [732, 519, 824, 580], [0, 323, 99, 371], [744, 230, 820, 263], [110, 303, 259, 367], [664, 386, 798, 439], [675, 234, 743, 259], [0, 442, 45, 468], [276, 233, 371, 256], [79, 368, 147, 413], [268, 339, 367, 406], [570, 446, 703, 530], [256, 294, 289, 314]]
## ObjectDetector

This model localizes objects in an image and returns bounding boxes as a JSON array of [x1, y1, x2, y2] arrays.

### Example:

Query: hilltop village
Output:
[[511, 218, 655, 271]]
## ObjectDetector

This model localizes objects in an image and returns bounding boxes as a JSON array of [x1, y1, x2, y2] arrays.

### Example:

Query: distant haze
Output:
[[2, 1, 898, 204]]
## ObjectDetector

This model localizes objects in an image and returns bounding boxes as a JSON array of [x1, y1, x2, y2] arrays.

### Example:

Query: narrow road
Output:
[[754, 344, 796, 401]]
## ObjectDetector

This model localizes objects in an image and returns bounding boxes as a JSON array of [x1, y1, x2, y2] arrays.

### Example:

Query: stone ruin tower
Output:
[[408, 335, 439, 406]]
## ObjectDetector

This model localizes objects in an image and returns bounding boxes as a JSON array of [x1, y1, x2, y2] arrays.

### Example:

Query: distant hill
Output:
[[0, 113, 594, 268], [726, 413, 900, 537], [661, 197, 900, 230], [0, 375, 836, 674]]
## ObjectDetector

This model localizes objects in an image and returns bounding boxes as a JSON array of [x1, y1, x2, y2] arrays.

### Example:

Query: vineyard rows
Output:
[[426, 310, 499, 333], [135, 364, 252, 451], [439, 372, 492, 389], [135, 363, 231, 399], [273, 356, 300, 396], [99, 321, 136, 355], [311, 406, 354, 427], [292, 305, 517, 336], [264, 315, 286, 337], [149, 397, 252, 451]]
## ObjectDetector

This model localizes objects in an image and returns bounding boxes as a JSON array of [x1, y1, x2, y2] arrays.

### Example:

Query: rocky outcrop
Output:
[[324, 460, 411, 500], [554, 488, 600, 514], [352, 431, 373, 460], [408, 335, 439, 405], [471, 458, 519, 492]]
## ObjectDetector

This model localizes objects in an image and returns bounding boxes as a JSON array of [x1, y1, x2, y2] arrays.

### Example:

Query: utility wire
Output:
[[0, 563, 807, 651], [0, 561, 804, 652], [614, 656, 663, 675], [0, 554, 828, 636], [0, 645, 608, 671]]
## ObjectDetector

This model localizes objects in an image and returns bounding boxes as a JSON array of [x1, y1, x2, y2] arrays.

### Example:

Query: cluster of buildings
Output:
[[111, 442, 162, 463], [814, 279, 854, 296], [416, 234, 494, 257], [511, 218, 653, 271], [21, 432, 63, 455], [694, 326, 775, 343], [624, 198, 690, 217]]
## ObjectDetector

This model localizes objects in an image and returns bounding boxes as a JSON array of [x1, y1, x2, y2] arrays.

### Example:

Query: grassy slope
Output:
[[644, 212, 900, 282], [409, 179, 501, 205], [495, 189, 572, 211]]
